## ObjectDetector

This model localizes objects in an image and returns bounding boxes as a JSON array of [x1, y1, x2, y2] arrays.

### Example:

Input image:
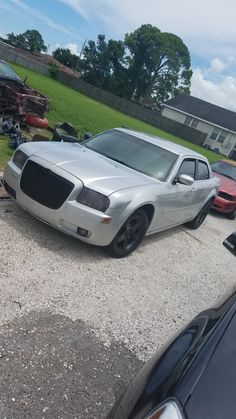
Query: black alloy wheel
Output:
[[106, 209, 149, 258]]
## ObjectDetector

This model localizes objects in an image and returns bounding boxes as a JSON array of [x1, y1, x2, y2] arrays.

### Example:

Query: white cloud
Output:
[[191, 68, 236, 111], [47, 43, 60, 55], [59, 0, 236, 44], [210, 58, 226, 74], [65, 43, 80, 55], [0, 28, 6, 38]]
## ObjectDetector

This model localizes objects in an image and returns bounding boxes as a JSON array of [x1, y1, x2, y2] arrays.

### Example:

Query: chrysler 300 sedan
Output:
[[3, 128, 220, 257]]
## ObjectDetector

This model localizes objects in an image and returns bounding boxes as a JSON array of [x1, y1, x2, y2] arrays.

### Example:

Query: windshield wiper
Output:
[[109, 157, 135, 169]]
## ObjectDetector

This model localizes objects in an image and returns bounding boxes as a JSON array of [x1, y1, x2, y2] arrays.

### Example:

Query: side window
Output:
[[197, 161, 210, 180], [177, 159, 196, 179]]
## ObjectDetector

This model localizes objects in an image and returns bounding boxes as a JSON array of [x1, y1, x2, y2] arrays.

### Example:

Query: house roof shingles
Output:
[[164, 95, 236, 133]]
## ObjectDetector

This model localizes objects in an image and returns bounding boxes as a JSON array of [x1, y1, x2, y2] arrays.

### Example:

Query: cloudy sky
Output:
[[1, 0, 236, 110]]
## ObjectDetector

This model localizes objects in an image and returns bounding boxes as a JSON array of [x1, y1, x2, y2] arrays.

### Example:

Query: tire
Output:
[[227, 208, 236, 220], [185, 199, 213, 230], [106, 209, 149, 258]]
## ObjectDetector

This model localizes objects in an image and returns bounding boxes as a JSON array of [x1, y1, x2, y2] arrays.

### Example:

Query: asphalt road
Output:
[[0, 200, 235, 418]]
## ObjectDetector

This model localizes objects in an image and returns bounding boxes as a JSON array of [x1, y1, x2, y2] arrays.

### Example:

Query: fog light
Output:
[[77, 227, 91, 238]]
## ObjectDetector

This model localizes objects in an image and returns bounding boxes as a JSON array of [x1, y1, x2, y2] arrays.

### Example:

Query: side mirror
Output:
[[177, 174, 194, 186], [223, 232, 236, 256]]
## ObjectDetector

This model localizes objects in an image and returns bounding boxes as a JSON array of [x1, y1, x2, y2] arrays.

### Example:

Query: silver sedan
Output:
[[3, 128, 220, 257]]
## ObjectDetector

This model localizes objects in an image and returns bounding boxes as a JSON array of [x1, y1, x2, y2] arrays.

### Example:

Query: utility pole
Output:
[[79, 38, 87, 58]]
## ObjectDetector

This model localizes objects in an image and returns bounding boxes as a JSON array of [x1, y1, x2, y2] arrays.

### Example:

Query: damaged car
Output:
[[3, 128, 220, 257], [0, 59, 49, 120]]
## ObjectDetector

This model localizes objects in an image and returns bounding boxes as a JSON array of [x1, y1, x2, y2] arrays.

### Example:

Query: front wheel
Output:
[[185, 199, 213, 230], [106, 209, 149, 258]]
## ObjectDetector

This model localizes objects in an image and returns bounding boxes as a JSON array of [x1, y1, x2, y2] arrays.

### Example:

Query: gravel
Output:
[[0, 201, 235, 360], [0, 311, 142, 418]]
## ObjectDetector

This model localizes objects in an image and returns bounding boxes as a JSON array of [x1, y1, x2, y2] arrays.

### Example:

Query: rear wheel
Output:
[[106, 209, 149, 258], [185, 199, 213, 230], [227, 208, 236, 220]]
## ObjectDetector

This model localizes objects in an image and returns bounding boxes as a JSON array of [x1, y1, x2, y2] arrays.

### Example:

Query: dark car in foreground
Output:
[[211, 160, 236, 219], [108, 232, 236, 419], [0, 59, 49, 119]]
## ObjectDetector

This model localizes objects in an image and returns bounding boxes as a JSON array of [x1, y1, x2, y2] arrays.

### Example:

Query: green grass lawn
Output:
[[0, 62, 224, 170]]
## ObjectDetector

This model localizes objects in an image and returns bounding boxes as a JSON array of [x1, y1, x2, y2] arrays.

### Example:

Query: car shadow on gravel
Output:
[[0, 310, 143, 418], [2, 202, 184, 261], [209, 208, 231, 220]]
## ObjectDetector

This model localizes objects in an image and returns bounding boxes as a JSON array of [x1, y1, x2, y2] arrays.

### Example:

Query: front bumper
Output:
[[212, 195, 236, 214], [3, 159, 124, 247]]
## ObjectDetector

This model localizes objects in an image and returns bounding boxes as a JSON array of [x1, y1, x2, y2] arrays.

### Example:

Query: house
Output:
[[162, 95, 236, 159]]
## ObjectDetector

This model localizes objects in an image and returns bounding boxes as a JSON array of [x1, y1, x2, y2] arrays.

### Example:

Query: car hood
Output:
[[213, 172, 236, 197], [30, 142, 156, 195]]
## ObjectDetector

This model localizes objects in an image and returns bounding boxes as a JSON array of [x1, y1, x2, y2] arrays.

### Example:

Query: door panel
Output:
[[154, 183, 198, 230]]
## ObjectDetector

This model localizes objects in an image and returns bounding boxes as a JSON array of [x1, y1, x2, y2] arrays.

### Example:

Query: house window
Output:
[[217, 131, 227, 144], [184, 116, 192, 126], [191, 119, 199, 129], [210, 128, 220, 140]]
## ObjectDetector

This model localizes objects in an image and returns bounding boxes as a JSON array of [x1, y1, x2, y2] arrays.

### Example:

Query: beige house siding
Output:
[[162, 106, 236, 157]]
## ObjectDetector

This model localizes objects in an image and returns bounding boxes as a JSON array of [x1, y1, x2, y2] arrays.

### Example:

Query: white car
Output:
[[4, 128, 220, 257]]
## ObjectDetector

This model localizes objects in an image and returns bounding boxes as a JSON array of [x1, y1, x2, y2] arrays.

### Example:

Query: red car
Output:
[[211, 160, 236, 219]]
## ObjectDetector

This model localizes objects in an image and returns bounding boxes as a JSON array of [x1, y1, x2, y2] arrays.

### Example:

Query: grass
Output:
[[0, 62, 224, 170]]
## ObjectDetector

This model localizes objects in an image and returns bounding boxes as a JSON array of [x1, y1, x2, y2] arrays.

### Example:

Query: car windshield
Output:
[[83, 130, 178, 181], [0, 61, 22, 81], [211, 161, 236, 181]]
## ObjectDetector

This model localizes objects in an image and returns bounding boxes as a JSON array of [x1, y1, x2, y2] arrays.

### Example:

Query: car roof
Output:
[[222, 159, 236, 166], [116, 128, 207, 161]]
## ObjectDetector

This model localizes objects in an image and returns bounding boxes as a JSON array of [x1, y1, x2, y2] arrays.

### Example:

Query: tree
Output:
[[82, 35, 111, 88], [125, 24, 192, 103], [82, 35, 128, 95], [52, 48, 79, 69], [79, 25, 192, 104], [6, 30, 46, 53]]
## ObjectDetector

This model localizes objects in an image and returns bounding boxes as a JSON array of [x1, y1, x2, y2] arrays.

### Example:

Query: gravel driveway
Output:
[[0, 200, 235, 417]]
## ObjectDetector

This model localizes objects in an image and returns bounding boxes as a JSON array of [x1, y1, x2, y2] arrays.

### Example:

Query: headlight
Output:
[[12, 150, 28, 169], [146, 401, 183, 419], [76, 187, 110, 212]]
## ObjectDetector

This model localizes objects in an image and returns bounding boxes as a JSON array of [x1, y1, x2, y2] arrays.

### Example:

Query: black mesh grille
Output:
[[20, 160, 74, 209], [218, 191, 234, 201]]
